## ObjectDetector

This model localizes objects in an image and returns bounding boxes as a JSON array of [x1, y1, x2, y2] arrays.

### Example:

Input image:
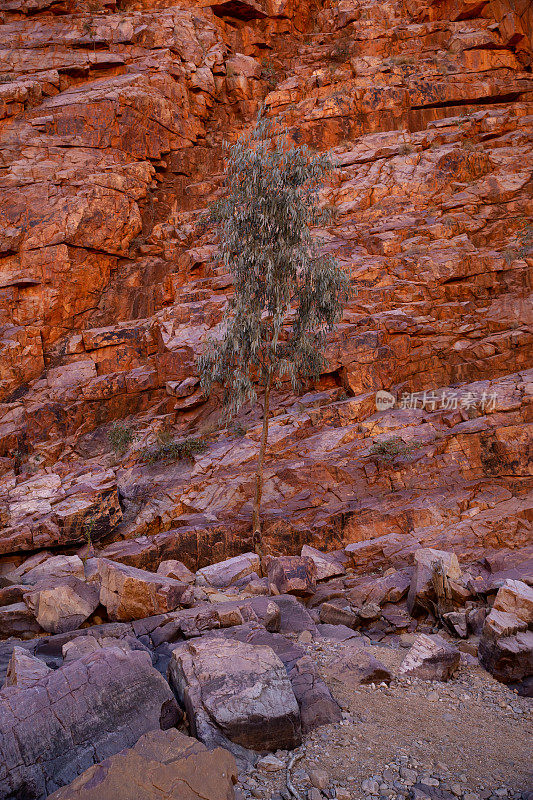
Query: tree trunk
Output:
[[252, 372, 272, 558]]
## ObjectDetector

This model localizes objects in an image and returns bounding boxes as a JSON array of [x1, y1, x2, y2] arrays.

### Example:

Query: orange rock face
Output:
[[0, 0, 531, 570]]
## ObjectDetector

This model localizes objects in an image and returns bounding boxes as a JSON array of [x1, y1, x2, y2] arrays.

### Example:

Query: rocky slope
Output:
[[0, 0, 532, 573]]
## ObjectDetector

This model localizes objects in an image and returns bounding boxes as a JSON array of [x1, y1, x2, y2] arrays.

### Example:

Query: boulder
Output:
[[492, 579, 533, 622], [268, 556, 316, 597], [0, 647, 181, 800], [23, 577, 100, 634], [269, 594, 317, 634], [62, 634, 149, 663], [301, 545, 346, 581], [157, 559, 196, 584], [45, 728, 237, 800], [407, 548, 462, 616], [479, 631, 533, 684], [319, 601, 359, 629], [211, 624, 342, 733], [8, 555, 85, 586], [442, 610, 468, 638], [399, 633, 460, 681], [0, 602, 41, 639], [168, 637, 302, 754], [196, 553, 260, 588], [326, 648, 392, 686], [97, 558, 192, 621], [482, 609, 527, 639], [4, 646, 51, 689], [478, 579, 533, 684]]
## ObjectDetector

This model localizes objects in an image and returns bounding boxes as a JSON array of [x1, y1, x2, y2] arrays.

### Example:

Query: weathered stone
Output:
[[0, 602, 41, 639], [168, 637, 302, 754], [157, 559, 196, 584], [479, 630, 533, 684], [407, 549, 463, 616], [326, 647, 392, 686], [97, 558, 192, 621], [210, 623, 342, 733], [46, 728, 237, 800], [8, 555, 85, 586], [196, 553, 261, 588], [399, 633, 460, 681], [268, 556, 316, 597], [0, 647, 181, 800], [4, 646, 51, 689], [478, 578, 533, 683], [319, 601, 359, 629], [23, 577, 100, 634], [492, 579, 533, 623], [301, 545, 346, 581]]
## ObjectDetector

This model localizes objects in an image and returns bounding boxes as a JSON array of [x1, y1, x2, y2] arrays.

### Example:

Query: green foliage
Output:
[[503, 223, 533, 265], [261, 60, 282, 89], [198, 114, 352, 419], [140, 431, 207, 464], [82, 520, 94, 550], [108, 422, 135, 455], [231, 422, 247, 437], [370, 437, 418, 462]]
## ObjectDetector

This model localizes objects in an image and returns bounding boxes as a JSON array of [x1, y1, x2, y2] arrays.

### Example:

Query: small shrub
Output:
[[82, 520, 94, 551], [503, 223, 533, 265], [261, 60, 282, 89], [370, 437, 417, 462], [140, 431, 208, 464], [108, 422, 135, 455]]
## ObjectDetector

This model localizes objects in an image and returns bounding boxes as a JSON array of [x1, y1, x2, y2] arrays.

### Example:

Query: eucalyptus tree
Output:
[[198, 115, 351, 555]]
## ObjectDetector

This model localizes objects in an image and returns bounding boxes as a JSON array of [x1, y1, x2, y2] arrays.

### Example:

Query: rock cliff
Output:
[[0, 0, 531, 572]]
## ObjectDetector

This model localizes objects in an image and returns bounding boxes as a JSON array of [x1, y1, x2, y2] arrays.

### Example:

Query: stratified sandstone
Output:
[[0, 647, 180, 800], [0, 0, 531, 633], [45, 729, 237, 800]]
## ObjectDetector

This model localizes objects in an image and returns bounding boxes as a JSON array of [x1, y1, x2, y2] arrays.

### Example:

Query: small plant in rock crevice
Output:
[[503, 223, 533, 266], [108, 422, 136, 456], [140, 431, 208, 465], [369, 436, 419, 462]]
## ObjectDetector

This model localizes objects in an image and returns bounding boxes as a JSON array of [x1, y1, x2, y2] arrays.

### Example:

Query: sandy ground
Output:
[[236, 638, 533, 800]]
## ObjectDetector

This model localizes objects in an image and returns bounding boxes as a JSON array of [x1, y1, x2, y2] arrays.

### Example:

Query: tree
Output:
[[198, 116, 351, 556]]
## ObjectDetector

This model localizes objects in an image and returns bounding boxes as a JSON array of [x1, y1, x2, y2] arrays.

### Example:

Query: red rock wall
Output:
[[0, 0, 531, 569]]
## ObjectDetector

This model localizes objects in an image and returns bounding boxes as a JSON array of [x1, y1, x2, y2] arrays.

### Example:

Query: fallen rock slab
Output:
[[157, 559, 196, 584], [169, 636, 301, 755], [196, 552, 260, 588], [0, 647, 181, 800], [407, 548, 462, 616], [301, 545, 346, 581], [479, 630, 533, 685], [23, 577, 100, 634], [399, 633, 460, 681], [4, 646, 52, 689], [268, 556, 316, 596], [327, 647, 392, 686], [0, 602, 41, 639], [6, 555, 85, 586], [97, 558, 192, 621], [492, 579, 533, 622], [45, 728, 237, 800], [479, 579, 533, 684], [212, 623, 342, 733]]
